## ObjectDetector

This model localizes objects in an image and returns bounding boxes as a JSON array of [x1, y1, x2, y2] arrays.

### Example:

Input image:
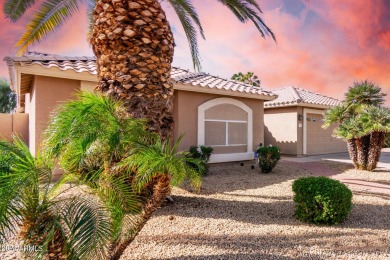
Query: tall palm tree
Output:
[[43, 92, 203, 259], [4, 0, 275, 138]]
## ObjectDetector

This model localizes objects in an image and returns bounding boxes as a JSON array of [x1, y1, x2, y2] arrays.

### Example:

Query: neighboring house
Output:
[[264, 86, 347, 156], [3, 52, 277, 163]]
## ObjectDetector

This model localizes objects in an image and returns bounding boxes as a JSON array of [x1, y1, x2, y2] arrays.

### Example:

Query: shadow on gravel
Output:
[[139, 232, 386, 260], [160, 196, 390, 231]]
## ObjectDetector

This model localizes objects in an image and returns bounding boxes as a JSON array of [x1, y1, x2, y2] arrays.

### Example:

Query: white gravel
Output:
[[121, 161, 390, 260], [2, 161, 390, 259]]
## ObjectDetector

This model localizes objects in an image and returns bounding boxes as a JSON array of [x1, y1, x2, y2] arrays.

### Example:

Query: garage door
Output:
[[306, 113, 347, 155]]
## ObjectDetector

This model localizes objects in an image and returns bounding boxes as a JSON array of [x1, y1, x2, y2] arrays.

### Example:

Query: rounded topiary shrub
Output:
[[292, 176, 352, 225], [257, 146, 280, 173]]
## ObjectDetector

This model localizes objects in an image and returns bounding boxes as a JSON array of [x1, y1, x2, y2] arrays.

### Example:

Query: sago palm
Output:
[[43, 92, 203, 259], [4, 0, 275, 138], [0, 137, 122, 259]]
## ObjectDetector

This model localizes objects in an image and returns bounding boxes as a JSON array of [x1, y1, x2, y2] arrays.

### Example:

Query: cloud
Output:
[[379, 30, 390, 51], [0, 0, 389, 105]]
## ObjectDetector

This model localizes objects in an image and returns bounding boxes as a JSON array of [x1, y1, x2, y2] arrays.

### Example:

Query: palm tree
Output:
[[360, 106, 390, 171], [0, 137, 122, 259], [231, 71, 261, 87], [43, 92, 203, 259], [0, 78, 16, 113], [323, 81, 389, 171], [4, 0, 275, 138]]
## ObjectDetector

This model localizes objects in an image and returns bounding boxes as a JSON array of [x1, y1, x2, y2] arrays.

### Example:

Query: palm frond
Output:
[[86, 0, 95, 39], [43, 92, 146, 173], [217, 0, 276, 40], [3, 0, 36, 22], [16, 0, 80, 55], [120, 135, 202, 192], [361, 106, 390, 134], [322, 104, 347, 129], [168, 0, 204, 71], [60, 197, 112, 260], [0, 137, 38, 239], [346, 80, 386, 108], [96, 175, 141, 239]]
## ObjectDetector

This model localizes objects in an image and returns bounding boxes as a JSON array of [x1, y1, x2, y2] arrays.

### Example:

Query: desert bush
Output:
[[257, 145, 280, 173], [186, 145, 213, 175], [292, 176, 353, 225]]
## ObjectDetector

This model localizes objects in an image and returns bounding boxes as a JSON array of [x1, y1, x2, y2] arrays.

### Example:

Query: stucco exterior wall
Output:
[[0, 113, 29, 143], [29, 76, 80, 154], [264, 106, 298, 155], [173, 90, 264, 153]]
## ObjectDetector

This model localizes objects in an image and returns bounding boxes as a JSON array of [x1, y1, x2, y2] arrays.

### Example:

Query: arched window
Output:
[[198, 98, 253, 162]]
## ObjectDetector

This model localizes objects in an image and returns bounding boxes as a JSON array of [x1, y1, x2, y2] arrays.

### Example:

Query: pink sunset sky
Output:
[[1, 0, 390, 104]]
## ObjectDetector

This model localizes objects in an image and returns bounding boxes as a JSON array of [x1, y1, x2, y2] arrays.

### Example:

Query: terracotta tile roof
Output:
[[170, 68, 276, 97], [4, 52, 276, 100], [265, 86, 340, 108]]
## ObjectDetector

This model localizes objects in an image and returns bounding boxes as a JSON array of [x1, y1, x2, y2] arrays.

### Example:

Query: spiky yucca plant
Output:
[[43, 92, 203, 259]]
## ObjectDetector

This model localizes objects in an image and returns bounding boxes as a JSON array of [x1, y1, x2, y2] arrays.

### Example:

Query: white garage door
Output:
[[306, 113, 347, 155]]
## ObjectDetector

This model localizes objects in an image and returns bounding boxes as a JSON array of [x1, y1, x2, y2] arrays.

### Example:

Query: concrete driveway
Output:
[[282, 148, 390, 170]]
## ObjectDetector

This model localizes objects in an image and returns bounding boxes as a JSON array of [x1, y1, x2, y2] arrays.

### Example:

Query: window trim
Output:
[[198, 98, 253, 162]]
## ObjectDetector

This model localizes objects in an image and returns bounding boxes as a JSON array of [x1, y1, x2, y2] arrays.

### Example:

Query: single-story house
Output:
[[3, 52, 277, 163], [264, 86, 347, 156]]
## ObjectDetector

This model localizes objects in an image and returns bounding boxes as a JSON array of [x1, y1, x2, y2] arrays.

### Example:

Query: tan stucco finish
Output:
[[173, 90, 264, 153], [0, 113, 29, 143], [28, 76, 80, 154], [264, 106, 298, 155], [265, 106, 347, 156]]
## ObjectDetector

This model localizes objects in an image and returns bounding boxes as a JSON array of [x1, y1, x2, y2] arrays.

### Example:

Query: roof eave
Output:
[[3, 57, 17, 92], [174, 82, 277, 101], [264, 102, 337, 110]]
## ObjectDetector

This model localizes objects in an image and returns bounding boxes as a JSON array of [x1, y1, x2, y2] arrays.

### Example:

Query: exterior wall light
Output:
[[298, 114, 303, 121]]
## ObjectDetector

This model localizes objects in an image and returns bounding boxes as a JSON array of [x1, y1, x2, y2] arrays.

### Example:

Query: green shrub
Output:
[[186, 145, 213, 175], [292, 176, 353, 225], [257, 146, 280, 173]]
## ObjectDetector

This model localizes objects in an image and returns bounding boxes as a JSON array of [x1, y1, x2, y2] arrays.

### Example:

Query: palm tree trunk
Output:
[[367, 132, 386, 171], [109, 174, 171, 260], [367, 132, 381, 171], [91, 0, 175, 139], [346, 138, 358, 168], [355, 135, 369, 170]]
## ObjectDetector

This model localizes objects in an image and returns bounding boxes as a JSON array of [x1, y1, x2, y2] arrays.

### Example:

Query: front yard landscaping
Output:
[[122, 161, 390, 259]]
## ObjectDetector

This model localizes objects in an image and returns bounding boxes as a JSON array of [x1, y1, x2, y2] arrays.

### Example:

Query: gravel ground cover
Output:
[[122, 161, 390, 260], [2, 161, 390, 259]]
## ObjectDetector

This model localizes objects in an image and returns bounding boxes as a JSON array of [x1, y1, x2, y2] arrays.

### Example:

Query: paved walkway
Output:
[[286, 158, 390, 196], [282, 148, 390, 170]]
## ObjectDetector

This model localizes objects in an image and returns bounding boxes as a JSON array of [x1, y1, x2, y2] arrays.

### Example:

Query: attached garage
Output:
[[304, 110, 347, 155], [264, 87, 347, 156]]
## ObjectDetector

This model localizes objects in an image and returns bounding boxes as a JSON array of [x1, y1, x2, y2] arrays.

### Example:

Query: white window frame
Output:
[[198, 98, 253, 163]]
